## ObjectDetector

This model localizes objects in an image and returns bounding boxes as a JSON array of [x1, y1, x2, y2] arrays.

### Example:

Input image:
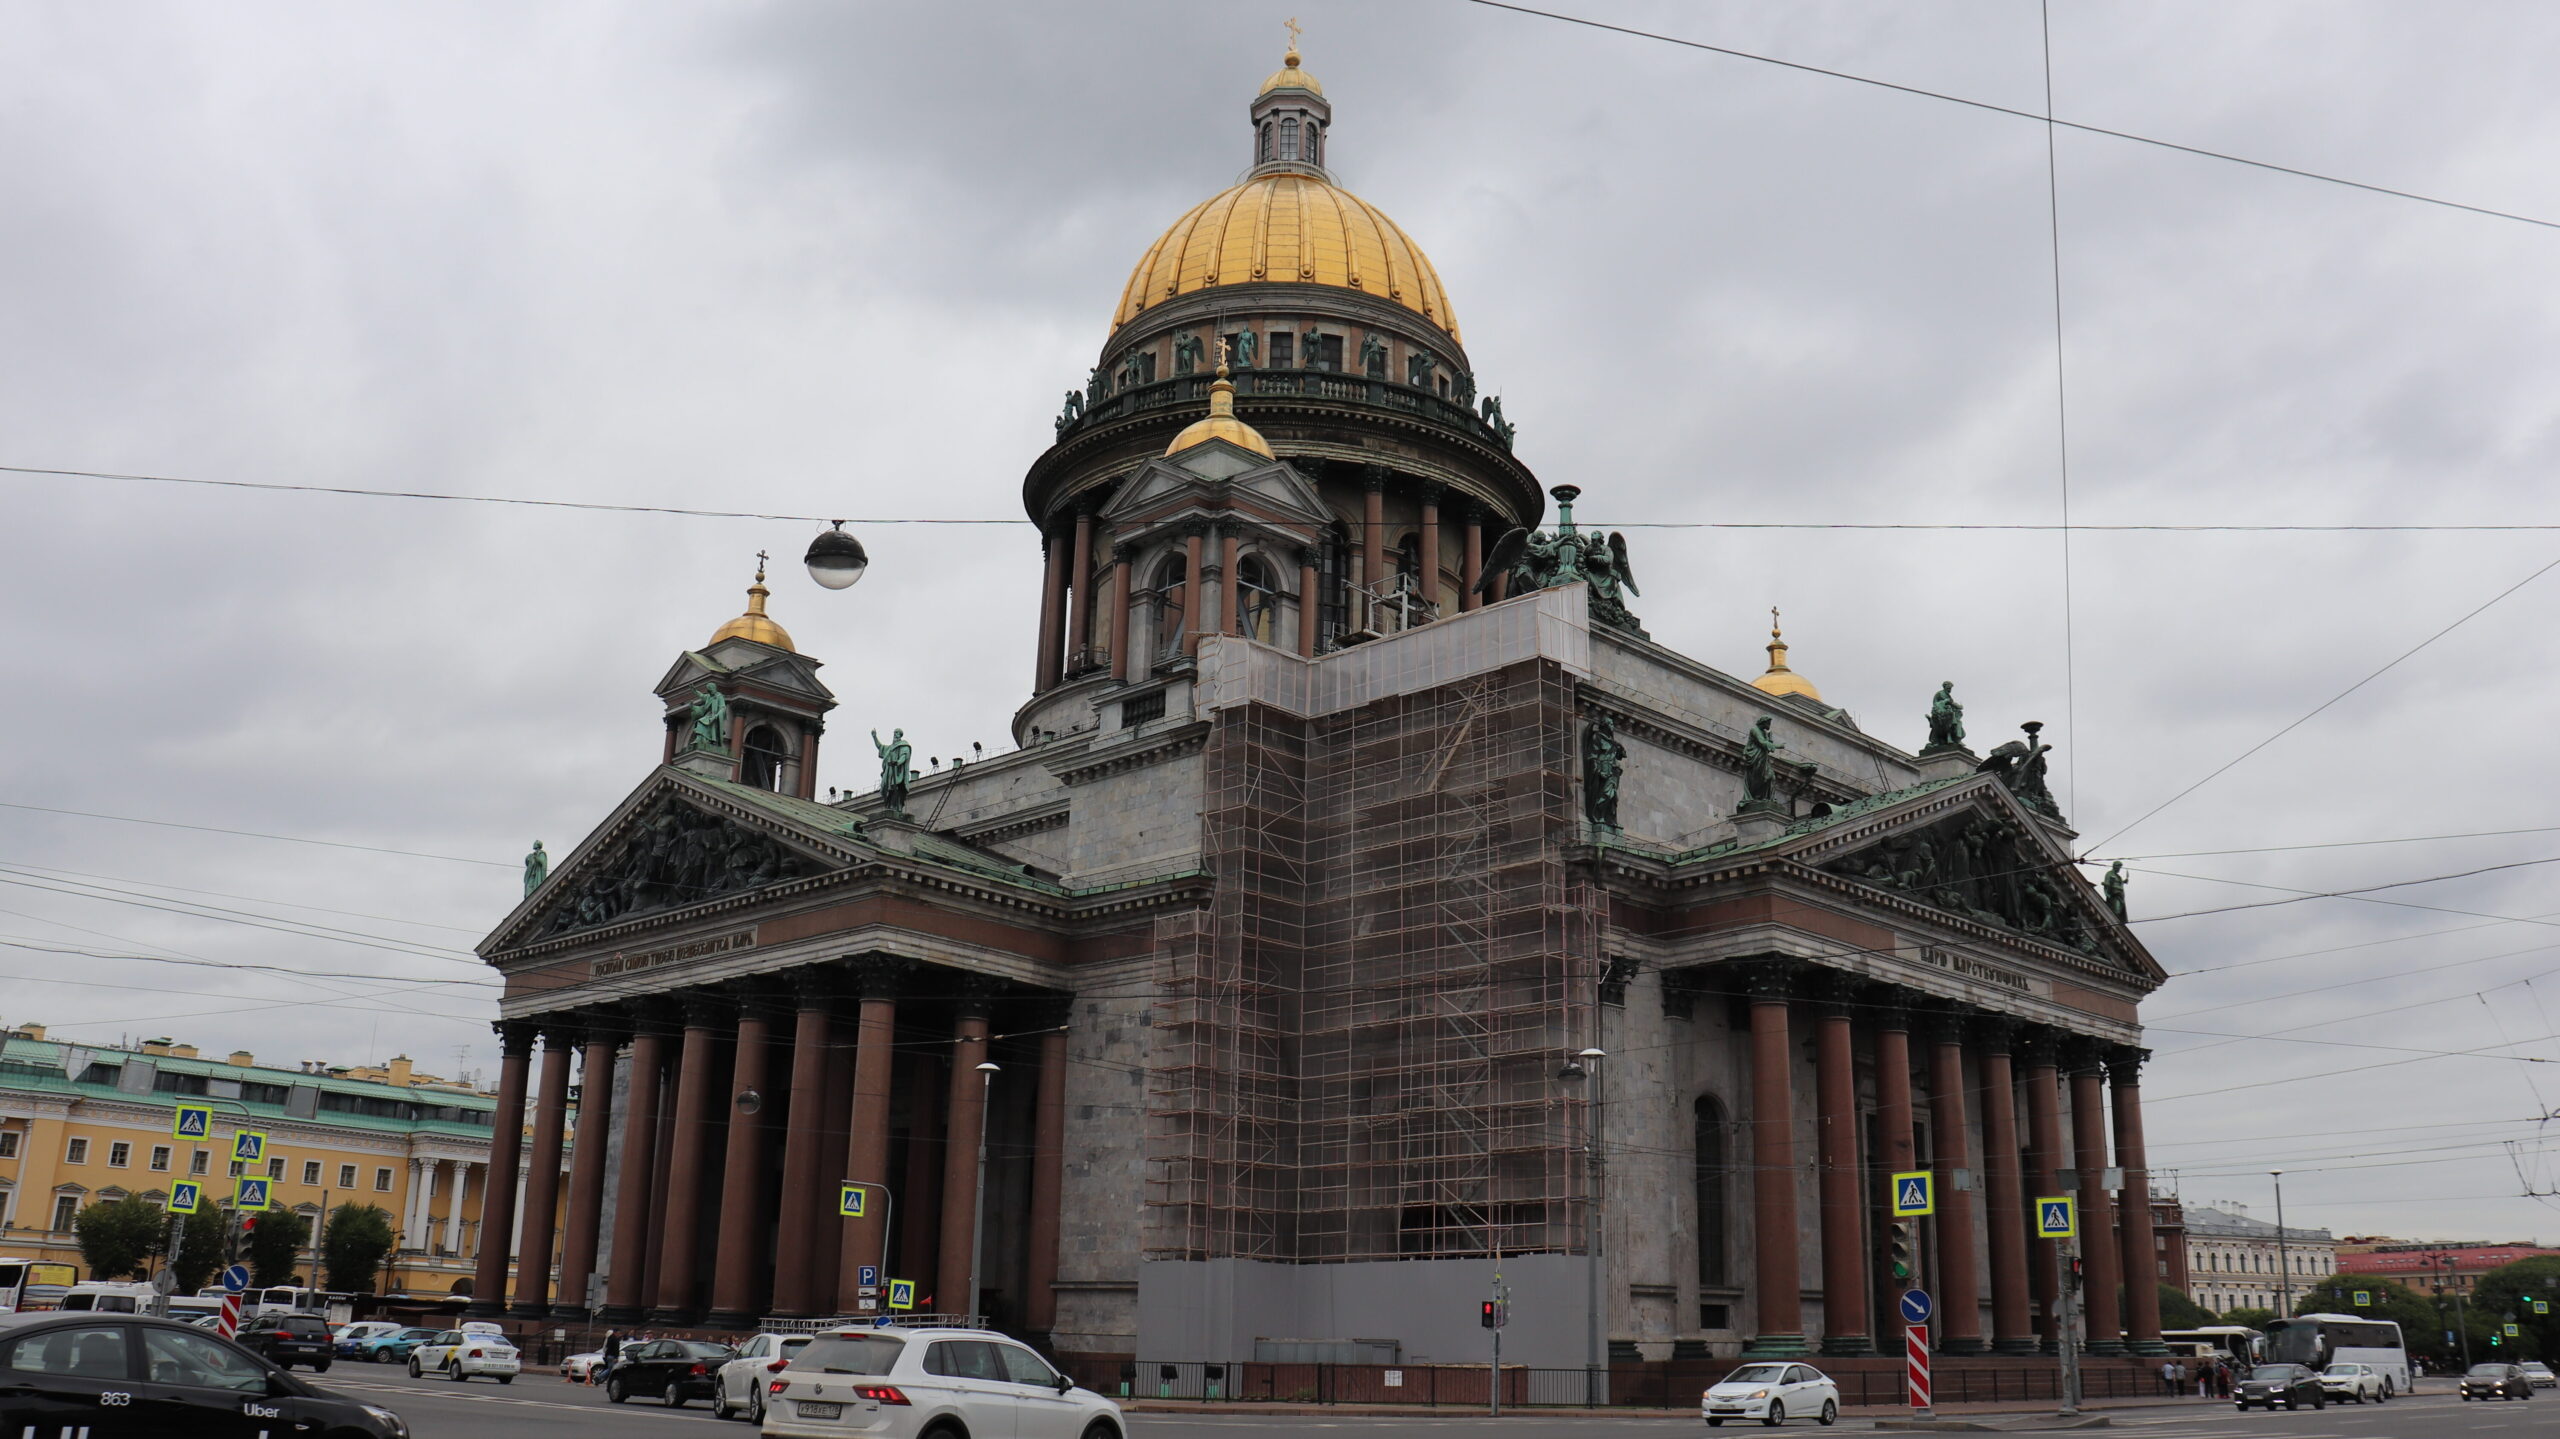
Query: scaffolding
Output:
[[1149, 656, 1598, 1263]]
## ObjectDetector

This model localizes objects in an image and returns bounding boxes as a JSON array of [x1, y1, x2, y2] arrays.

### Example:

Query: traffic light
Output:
[[1480, 1299, 1508, 1329], [2065, 1254, 2085, 1292], [1888, 1222, 1915, 1282]]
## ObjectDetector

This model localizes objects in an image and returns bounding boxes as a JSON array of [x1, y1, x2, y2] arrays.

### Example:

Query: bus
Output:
[[2262, 1314, 2410, 1395], [2162, 1326, 2262, 1364], [0, 1261, 77, 1313]]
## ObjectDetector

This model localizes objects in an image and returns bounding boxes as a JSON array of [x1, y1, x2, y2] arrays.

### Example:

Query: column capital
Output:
[[574, 1010, 628, 1044], [1862, 983, 1917, 1031], [1024, 992, 1077, 1032], [2105, 1045, 2151, 1085], [2059, 1033, 2112, 1074], [1811, 970, 1863, 1019], [1737, 957, 1798, 1003], [1973, 1014, 2021, 1054], [676, 991, 734, 1030], [2013, 1025, 2063, 1068], [537, 1020, 585, 1050], [950, 970, 1003, 1022], [1915, 1001, 1977, 1044], [493, 1021, 537, 1058], [846, 953, 916, 1002], [1361, 464, 1391, 493]]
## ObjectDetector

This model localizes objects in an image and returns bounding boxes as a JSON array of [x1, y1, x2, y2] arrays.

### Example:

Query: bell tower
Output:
[[653, 556, 836, 798]]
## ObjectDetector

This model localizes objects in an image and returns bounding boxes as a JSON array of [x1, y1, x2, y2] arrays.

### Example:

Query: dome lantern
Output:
[[1248, 27, 1333, 181]]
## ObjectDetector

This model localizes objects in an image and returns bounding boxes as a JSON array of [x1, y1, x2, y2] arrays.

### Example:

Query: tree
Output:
[[322, 1204, 397, 1294], [2222, 1306, 2278, 1330], [2473, 1255, 2560, 1364], [73, 1195, 165, 1280], [246, 1209, 312, 1289], [2159, 1284, 2215, 1330], [171, 1204, 227, 1294]]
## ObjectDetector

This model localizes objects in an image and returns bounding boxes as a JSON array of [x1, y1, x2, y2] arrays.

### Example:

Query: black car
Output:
[[2461, 1362, 2535, 1401], [0, 1310, 407, 1437], [2235, 1363, 2327, 1411], [604, 1337, 737, 1408], [233, 1312, 334, 1372]]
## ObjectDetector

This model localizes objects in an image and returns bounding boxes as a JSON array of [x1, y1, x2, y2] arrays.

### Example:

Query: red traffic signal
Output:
[[1480, 1299, 1508, 1329]]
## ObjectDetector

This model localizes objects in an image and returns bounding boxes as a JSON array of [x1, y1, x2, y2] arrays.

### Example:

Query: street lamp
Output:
[[2269, 1171, 2292, 1320], [1557, 1047, 1606, 1403], [804, 522, 870, 590], [965, 1061, 1001, 1323]]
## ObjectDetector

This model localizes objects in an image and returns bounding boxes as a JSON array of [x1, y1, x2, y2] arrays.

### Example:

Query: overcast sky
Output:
[[7, 0, 2560, 1248]]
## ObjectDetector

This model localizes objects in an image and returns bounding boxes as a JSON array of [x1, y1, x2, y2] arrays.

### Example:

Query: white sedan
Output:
[[710, 1330, 812, 1423], [562, 1350, 605, 1382], [1703, 1361, 1840, 1427], [2321, 1363, 2389, 1403], [408, 1326, 522, 1383], [763, 1326, 1124, 1439]]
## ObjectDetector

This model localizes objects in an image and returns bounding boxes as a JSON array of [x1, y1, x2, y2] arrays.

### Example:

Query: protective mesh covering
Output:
[[1148, 656, 1598, 1261]]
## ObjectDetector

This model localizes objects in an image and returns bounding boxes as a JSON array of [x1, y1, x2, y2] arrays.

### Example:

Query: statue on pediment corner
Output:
[[1582, 714, 1626, 832], [1925, 682, 1965, 750]]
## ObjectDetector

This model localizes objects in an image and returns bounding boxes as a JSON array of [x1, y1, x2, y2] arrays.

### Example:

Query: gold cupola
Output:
[[1751, 608, 1821, 701], [709, 555, 796, 652], [1258, 41, 1323, 96], [1165, 360, 1275, 459]]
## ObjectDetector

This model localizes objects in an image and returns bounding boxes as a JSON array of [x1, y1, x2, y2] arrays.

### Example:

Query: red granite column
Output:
[[1745, 965, 1806, 1354], [652, 996, 726, 1323], [1034, 528, 1068, 691], [1025, 1007, 1071, 1339], [706, 999, 777, 1327], [507, 1026, 575, 1316], [466, 1022, 532, 1316], [602, 1015, 667, 1321], [1120, 545, 1146, 683], [1979, 1023, 2036, 1354], [769, 975, 834, 1317], [1419, 486, 1441, 614], [2110, 1048, 2166, 1354], [1067, 506, 1096, 673], [1296, 550, 1319, 658], [2021, 1033, 2064, 1351], [837, 958, 907, 1307], [1182, 529, 1207, 657], [899, 1052, 945, 1287], [639, 1036, 681, 1305], [1460, 506, 1483, 611], [555, 1019, 619, 1318], [812, 1011, 855, 1313], [1361, 468, 1386, 629], [936, 986, 997, 1316], [1925, 1013, 1984, 1353], [2069, 1045, 2125, 1355], [1813, 985, 1869, 1354], [1220, 531, 1241, 635], [1873, 996, 1917, 1355]]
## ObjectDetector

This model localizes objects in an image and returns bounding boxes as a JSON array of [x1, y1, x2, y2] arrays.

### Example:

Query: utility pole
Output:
[[2270, 1171, 2291, 1320], [309, 1189, 330, 1299], [2058, 1238, 2084, 1418], [965, 1063, 998, 1324]]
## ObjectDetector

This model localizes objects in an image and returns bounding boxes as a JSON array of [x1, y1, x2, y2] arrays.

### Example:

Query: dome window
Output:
[[1280, 116, 1300, 161], [1260, 121, 1273, 162], [741, 724, 790, 792]]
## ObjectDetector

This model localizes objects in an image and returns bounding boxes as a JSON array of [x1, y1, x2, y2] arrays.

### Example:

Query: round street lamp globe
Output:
[[805, 523, 869, 590]]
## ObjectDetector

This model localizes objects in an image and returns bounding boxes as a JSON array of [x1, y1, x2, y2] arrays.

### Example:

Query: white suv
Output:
[[762, 1327, 1123, 1439], [712, 1330, 812, 1424]]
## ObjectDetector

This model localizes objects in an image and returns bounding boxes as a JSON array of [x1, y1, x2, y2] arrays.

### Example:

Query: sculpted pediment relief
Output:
[[1812, 802, 2128, 967], [531, 794, 834, 940]]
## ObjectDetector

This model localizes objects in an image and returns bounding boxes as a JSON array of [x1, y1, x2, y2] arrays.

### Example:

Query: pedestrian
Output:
[[2196, 1362, 2209, 1399], [2159, 1358, 2176, 1396]]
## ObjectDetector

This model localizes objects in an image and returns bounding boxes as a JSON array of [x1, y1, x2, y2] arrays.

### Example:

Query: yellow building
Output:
[[0, 1026, 565, 1301]]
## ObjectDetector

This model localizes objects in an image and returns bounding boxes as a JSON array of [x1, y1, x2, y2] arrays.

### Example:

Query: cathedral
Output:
[[474, 45, 2170, 1382]]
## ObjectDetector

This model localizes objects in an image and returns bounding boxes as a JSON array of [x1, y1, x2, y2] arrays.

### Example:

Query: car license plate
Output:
[[797, 1401, 842, 1419]]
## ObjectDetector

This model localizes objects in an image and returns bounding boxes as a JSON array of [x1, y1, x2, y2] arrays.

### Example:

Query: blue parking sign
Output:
[[859, 1266, 880, 1288]]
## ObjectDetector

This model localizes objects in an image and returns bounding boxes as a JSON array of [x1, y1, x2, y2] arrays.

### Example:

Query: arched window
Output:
[[1153, 554, 1189, 659], [1694, 1095, 1730, 1289], [1307, 123, 1322, 165], [1260, 121, 1274, 162], [741, 724, 790, 791], [1234, 555, 1279, 643], [1280, 116, 1300, 161]]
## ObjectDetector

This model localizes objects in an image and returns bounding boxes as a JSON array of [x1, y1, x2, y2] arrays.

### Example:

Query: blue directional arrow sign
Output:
[[1899, 1288, 1934, 1325], [221, 1265, 250, 1293], [168, 1181, 201, 1215]]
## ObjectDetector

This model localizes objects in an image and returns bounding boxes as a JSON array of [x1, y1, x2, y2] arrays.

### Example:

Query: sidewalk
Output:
[[1120, 1392, 2237, 1420]]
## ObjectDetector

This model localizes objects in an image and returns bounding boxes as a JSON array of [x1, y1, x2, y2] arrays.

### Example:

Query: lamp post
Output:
[[1558, 1046, 1606, 1405], [965, 1061, 1000, 1324], [2270, 1171, 2291, 1320]]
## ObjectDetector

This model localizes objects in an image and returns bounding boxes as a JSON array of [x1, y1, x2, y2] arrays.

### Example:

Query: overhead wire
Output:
[[0, 797, 509, 868]]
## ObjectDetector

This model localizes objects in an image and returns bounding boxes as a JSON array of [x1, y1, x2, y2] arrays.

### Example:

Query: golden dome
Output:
[[1115, 172, 1460, 340], [1751, 610, 1821, 701], [1259, 47, 1322, 95], [1167, 364, 1275, 459], [709, 561, 795, 652]]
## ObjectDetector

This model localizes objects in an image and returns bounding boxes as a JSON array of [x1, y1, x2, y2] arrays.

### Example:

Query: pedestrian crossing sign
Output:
[[2035, 1196, 2077, 1239], [1891, 1170, 1935, 1217], [2352, 1290, 2371, 1307], [232, 1130, 266, 1164], [2538, 1301, 2551, 1315], [888, 1279, 915, 1312], [173, 1103, 213, 1140], [235, 1177, 270, 1211], [2505, 1323, 2521, 1337], [169, 1181, 201, 1215], [838, 1184, 867, 1218]]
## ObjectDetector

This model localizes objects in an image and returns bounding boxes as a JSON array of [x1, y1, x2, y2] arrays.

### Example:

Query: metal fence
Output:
[[1061, 1357, 2172, 1409]]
